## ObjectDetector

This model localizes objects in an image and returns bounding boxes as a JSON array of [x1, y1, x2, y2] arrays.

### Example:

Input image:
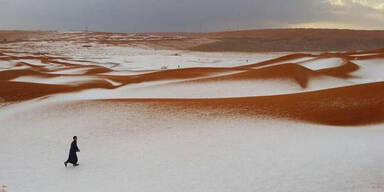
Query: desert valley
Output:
[[0, 29, 384, 191]]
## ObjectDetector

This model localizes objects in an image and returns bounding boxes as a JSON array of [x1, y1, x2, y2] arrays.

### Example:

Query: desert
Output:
[[0, 29, 384, 191]]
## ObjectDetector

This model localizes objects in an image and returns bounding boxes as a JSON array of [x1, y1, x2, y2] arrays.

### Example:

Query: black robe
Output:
[[66, 140, 80, 164]]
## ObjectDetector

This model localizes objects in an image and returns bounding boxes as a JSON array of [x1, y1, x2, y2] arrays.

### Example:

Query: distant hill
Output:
[[187, 29, 384, 52], [1, 29, 383, 52], [0, 31, 51, 43]]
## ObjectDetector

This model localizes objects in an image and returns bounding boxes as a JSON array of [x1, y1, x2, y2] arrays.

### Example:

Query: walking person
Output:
[[64, 136, 80, 167]]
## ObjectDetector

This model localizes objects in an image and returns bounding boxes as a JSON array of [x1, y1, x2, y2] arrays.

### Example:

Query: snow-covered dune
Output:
[[0, 32, 383, 192], [1, 99, 384, 192]]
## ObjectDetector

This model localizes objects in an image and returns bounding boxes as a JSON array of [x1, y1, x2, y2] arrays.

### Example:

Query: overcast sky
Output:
[[0, 0, 382, 32]]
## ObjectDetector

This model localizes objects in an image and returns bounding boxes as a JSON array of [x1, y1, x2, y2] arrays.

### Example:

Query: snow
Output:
[[101, 70, 156, 76], [10, 75, 121, 86], [350, 59, 384, 84], [267, 56, 314, 66], [51, 79, 298, 100], [106, 79, 305, 98], [0, 100, 383, 192], [47, 67, 94, 75], [1, 33, 384, 192], [3, 40, 285, 71], [14, 59, 46, 66], [299, 57, 343, 70], [1, 52, 36, 57], [307, 76, 355, 90], [37, 75, 356, 100], [82, 51, 283, 71], [0, 61, 30, 71], [0, 61, 17, 70], [54, 59, 93, 65]]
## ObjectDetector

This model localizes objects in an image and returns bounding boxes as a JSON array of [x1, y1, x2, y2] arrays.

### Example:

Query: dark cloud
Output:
[[0, 0, 381, 32]]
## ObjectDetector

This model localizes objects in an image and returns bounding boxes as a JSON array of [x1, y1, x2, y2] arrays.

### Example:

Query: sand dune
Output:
[[188, 63, 318, 88], [104, 67, 243, 84], [238, 53, 314, 68], [1, 30, 384, 192], [0, 80, 115, 102], [0, 69, 56, 80], [0, 32, 383, 125], [317, 59, 359, 78], [97, 81, 384, 126], [0, 48, 382, 125]]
